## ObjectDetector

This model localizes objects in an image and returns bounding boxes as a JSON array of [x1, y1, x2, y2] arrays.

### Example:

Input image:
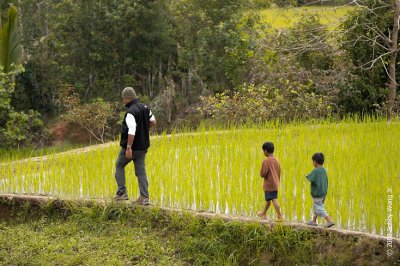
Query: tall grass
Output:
[[1, 119, 399, 237]]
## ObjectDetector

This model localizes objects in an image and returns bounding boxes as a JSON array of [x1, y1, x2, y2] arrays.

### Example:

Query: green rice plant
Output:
[[260, 6, 354, 28], [0, 119, 399, 237]]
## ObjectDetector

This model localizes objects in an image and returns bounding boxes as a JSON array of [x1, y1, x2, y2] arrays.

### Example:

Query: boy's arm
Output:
[[306, 169, 315, 182], [260, 160, 269, 178]]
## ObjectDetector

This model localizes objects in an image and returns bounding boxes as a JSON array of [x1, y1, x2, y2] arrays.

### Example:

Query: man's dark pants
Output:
[[115, 149, 149, 198]]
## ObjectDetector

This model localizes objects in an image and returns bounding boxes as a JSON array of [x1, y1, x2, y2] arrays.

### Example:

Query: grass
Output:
[[259, 6, 354, 28], [1, 199, 398, 265], [1, 118, 399, 238], [0, 219, 183, 265]]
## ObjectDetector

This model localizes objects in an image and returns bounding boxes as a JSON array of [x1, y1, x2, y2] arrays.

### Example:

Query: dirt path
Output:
[[1, 193, 398, 247]]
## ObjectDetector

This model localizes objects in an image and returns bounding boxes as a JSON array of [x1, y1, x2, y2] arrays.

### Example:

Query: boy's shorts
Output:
[[265, 191, 278, 201], [312, 197, 328, 218]]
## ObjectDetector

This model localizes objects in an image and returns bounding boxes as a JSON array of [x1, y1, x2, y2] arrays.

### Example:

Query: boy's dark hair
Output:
[[262, 142, 274, 153], [312, 153, 324, 165]]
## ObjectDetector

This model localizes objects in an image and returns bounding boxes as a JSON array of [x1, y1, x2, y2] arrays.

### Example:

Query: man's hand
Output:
[[126, 135, 134, 159], [125, 147, 133, 159]]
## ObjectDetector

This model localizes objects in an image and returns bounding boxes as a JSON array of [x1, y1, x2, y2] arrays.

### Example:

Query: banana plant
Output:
[[0, 4, 21, 73], [0, 0, 14, 25]]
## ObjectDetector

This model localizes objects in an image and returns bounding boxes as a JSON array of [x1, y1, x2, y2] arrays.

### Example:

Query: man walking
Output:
[[114, 87, 156, 205]]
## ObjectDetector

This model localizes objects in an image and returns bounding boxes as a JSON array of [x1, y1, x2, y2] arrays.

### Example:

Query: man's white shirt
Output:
[[126, 110, 155, 135]]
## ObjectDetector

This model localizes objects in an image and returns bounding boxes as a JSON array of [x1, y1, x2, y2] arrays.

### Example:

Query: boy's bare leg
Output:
[[272, 199, 283, 219], [312, 212, 317, 223], [258, 201, 271, 217], [263, 200, 271, 214], [324, 215, 333, 223]]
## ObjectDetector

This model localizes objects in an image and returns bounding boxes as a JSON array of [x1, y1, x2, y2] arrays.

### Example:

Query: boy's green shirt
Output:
[[306, 167, 328, 198]]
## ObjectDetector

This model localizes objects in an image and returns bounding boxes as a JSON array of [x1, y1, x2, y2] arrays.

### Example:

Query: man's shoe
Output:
[[114, 193, 129, 201], [140, 197, 150, 206], [135, 196, 150, 206]]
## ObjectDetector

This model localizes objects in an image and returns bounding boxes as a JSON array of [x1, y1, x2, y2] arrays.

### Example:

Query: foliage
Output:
[[0, 69, 14, 124], [340, 0, 399, 113], [0, 2, 44, 149], [0, 4, 21, 73], [4, 0, 395, 144], [253, 0, 274, 8], [242, 13, 349, 116], [59, 85, 116, 143], [0, 65, 45, 149], [171, 0, 260, 95], [199, 82, 334, 123], [16, 0, 176, 110], [285, 15, 334, 71], [0, 109, 44, 147]]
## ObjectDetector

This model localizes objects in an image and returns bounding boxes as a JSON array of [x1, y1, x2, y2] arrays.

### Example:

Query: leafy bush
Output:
[[59, 85, 116, 143], [0, 110, 44, 147], [252, 0, 274, 8], [198, 82, 334, 124], [0, 66, 46, 148]]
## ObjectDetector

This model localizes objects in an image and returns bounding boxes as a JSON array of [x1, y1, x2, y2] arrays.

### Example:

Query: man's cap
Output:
[[122, 87, 137, 99]]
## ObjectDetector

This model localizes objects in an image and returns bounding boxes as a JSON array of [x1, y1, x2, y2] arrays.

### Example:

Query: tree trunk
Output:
[[388, 0, 400, 118], [188, 68, 192, 103], [158, 61, 163, 95], [164, 76, 175, 123], [85, 73, 93, 101]]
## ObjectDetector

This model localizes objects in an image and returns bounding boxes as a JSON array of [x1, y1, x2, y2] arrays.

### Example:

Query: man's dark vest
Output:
[[120, 99, 151, 151]]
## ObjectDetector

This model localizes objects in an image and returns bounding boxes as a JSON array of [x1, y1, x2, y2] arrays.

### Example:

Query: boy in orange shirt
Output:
[[257, 142, 283, 220]]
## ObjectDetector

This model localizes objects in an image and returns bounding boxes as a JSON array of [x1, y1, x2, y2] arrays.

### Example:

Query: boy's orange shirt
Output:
[[260, 156, 281, 192]]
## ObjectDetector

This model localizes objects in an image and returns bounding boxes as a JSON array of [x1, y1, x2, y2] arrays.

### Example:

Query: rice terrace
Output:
[[1, 0, 400, 265], [1, 118, 399, 264], [1, 118, 399, 237]]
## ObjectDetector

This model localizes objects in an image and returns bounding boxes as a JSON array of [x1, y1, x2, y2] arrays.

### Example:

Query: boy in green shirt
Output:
[[306, 153, 335, 228]]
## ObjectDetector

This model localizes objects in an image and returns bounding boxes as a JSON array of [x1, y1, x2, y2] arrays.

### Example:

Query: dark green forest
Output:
[[0, 0, 399, 148]]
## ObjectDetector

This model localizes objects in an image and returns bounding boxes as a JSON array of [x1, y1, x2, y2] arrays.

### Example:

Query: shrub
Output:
[[59, 85, 115, 143], [0, 66, 46, 148], [198, 82, 334, 124]]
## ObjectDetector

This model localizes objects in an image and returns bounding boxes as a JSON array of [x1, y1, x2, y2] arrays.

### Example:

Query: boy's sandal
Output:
[[256, 211, 267, 219], [324, 222, 335, 228], [306, 220, 318, 226]]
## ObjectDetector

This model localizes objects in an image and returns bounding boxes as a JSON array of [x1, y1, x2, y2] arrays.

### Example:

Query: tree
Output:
[[341, 0, 400, 116], [171, 0, 259, 98], [388, 0, 399, 117]]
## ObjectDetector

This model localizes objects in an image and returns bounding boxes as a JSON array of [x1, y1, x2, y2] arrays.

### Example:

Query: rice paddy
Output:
[[0, 118, 399, 237], [260, 6, 354, 28]]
